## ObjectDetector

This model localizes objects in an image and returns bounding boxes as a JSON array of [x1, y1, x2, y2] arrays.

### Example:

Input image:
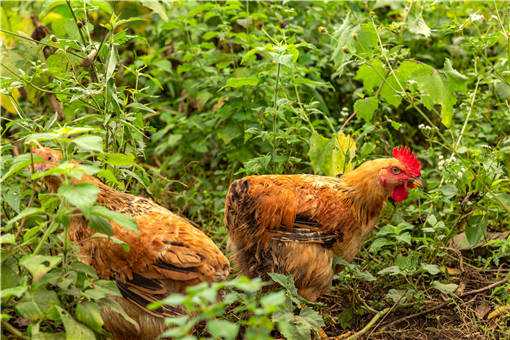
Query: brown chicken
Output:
[[32, 147, 230, 339], [225, 146, 422, 301]]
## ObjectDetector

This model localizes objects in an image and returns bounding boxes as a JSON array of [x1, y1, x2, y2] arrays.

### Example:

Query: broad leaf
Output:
[[354, 96, 378, 122], [76, 302, 104, 334], [207, 320, 239, 340], [57, 307, 96, 340], [432, 281, 458, 294], [20, 255, 62, 282], [73, 135, 103, 152], [58, 183, 99, 210]]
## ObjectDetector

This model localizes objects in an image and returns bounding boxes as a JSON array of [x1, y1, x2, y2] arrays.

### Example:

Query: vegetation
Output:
[[1, 1, 509, 338]]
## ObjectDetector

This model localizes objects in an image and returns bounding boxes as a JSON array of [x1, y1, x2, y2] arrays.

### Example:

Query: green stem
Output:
[[66, 0, 87, 45], [32, 220, 59, 256], [272, 62, 281, 171], [0, 29, 84, 59], [1, 320, 28, 339]]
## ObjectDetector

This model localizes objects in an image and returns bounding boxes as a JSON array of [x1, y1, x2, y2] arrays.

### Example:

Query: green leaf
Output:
[[377, 266, 401, 276], [494, 80, 510, 100], [431, 281, 458, 294], [225, 76, 259, 88], [90, 206, 138, 232], [57, 307, 96, 340], [140, 0, 168, 21], [465, 214, 487, 246], [0, 153, 34, 183], [260, 291, 286, 312], [105, 45, 117, 82], [105, 153, 135, 166], [308, 131, 356, 176], [407, 12, 431, 37], [0, 233, 16, 244], [16, 288, 60, 321], [76, 302, 104, 334], [353, 23, 378, 57], [369, 238, 393, 253], [440, 184, 458, 198], [58, 183, 99, 210], [444, 58, 468, 93], [4, 207, 45, 231], [207, 320, 239, 340], [355, 59, 386, 94], [86, 214, 113, 236], [1, 285, 27, 300], [73, 135, 103, 152], [47, 51, 68, 76], [354, 96, 378, 122], [380, 60, 456, 127], [20, 255, 62, 283], [421, 263, 440, 275]]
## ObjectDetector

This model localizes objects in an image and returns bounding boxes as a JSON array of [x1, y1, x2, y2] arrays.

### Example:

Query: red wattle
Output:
[[391, 185, 409, 202]]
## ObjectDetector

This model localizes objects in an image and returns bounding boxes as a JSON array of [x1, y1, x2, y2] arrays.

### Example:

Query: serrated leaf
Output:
[[369, 238, 393, 253], [225, 76, 259, 88], [105, 153, 135, 166], [432, 281, 458, 294], [354, 96, 378, 122], [407, 12, 431, 37], [0, 153, 34, 183], [380, 60, 456, 127], [4, 207, 44, 232], [47, 51, 68, 76], [73, 135, 103, 152], [76, 302, 104, 334], [16, 288, 60, 321], [355, 59, 386, 94], [20, 255, 62, 283], [465, 214, 487, 246], [58, 183, 99, 210], [141, 0, 168, 21], [90, 206, 138, 232], [86, 214, 113, 236], [207, 320, 239, 340], [57, 307, 96, 340], [421, 263, 440, 275]]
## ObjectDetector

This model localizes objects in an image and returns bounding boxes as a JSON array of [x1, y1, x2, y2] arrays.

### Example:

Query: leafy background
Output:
[[1, 1, 509, 339]]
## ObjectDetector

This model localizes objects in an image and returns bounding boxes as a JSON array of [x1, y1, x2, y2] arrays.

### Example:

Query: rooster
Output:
[[225, 146, 422, 301], [32, 147, 230, 339]]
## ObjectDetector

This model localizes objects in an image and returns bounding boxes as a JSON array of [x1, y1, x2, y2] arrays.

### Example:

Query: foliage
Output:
[[1, 0, 510, 338]]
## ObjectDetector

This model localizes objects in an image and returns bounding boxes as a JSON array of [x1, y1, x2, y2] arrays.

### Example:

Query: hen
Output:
[[225, 146, 422, 301], [32, 147, 230, 339]]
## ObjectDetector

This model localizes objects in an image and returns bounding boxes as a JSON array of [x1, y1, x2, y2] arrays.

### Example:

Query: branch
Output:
[[378, 276, 509, 330]]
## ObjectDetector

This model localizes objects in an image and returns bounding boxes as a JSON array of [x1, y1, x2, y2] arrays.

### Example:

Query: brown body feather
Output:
[[225, 159, 404, 301], [67, 176, 230, 339], [31, 147, 230, 340]]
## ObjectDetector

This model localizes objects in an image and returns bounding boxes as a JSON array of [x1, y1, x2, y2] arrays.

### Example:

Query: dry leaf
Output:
[[474, 303, 491, 319]]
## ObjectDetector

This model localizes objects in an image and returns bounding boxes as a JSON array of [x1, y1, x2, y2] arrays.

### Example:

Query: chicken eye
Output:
[[391, 167, 401, 175], [48, 156, 53, 161]]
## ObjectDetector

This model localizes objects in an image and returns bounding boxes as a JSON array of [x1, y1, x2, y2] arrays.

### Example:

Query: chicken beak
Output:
[[407, 177, 423, 189]]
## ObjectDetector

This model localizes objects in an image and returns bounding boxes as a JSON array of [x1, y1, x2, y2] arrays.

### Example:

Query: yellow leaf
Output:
[[487, 304, 510, 320], [335, 132, 356, 173], [0, 89, 20, 114]]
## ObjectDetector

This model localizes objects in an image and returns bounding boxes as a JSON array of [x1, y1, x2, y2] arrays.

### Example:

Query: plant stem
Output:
[[455, 77, 480, 151], [32, 221, 59, 256], [0, 29, 84, 59], [272, 62, 281, 171], [66, 0, 87, 45], [1, 320, 27, 339]]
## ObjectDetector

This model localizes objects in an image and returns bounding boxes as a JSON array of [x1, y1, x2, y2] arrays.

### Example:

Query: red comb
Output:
[[392, 146, 421, 177]]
